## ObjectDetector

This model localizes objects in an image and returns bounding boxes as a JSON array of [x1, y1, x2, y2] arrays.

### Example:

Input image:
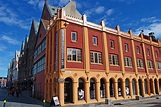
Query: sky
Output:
[[0, 0, 161, 77]]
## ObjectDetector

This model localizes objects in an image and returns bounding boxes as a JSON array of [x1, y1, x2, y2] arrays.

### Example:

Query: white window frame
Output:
[[156, 62, 161, 69], [71, 32, 77, 42], [124, 57, 132, 67], [90, 51, 102, 64], [67, 48, 81, 62], [109, 54, 119, 65], [147, 60, 153, 69], [137, 59, 144, 68], [125, 44, 129, 52], [136, 46, 140, 54], [93, 36, 98, 46], [110, 40, 114, 49]]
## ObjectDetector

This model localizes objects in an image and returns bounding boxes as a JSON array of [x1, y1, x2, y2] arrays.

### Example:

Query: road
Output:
[[1, 88, 161, 107], [0, 88, 44, 107]]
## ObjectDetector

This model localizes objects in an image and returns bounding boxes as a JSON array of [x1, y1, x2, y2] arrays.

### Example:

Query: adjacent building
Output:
[[7, 0, 161, 106], [0, 77, 7, 88], [18, 20, 39, 93], [32, 3, 57, 99], [7, 50, 20, 87], [44, 1, 161, 106]]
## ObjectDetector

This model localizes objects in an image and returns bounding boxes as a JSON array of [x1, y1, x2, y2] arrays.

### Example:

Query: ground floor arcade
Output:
[[45, 71, 161, 106]]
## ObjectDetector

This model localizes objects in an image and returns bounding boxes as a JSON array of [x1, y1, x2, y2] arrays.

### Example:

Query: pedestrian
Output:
[[16, 88, 19, 98], [11, 88, 14, 97]]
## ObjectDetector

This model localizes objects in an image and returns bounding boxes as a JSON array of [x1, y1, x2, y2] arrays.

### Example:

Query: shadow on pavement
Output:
[[0, 88, 43, 105]]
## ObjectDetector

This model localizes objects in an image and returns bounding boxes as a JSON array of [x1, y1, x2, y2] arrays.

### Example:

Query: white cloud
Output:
[[0, 35, 20, 45], [141, 17, 161, 23], [95, 6, 105, 14], [134, 23, 161, 39], [0, 5, 30, 29], [27, 0, 44, 10], [106, 9, 114, 16], [84, 5, 105, 17]]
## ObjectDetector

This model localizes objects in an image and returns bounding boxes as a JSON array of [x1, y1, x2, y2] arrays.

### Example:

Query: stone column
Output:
[[85, 81, 90, 103], [73, 81, 78, 103], [96, 81, 100, 102]]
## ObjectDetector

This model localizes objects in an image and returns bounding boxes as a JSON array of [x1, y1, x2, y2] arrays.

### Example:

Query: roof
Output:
[[47, 5, 58, 17], [33, 20, 39, 34]]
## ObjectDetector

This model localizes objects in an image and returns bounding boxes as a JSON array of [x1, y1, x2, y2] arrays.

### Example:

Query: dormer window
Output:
[[71, 32, 77, 42]]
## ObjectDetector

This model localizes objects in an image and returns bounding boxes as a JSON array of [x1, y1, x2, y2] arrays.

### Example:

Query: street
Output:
[[0, 88, 44, 107], [1, 88, 161, 107]]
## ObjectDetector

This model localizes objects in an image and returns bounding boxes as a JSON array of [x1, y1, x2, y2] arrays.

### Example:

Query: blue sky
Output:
[[0, 0, 161, 77]]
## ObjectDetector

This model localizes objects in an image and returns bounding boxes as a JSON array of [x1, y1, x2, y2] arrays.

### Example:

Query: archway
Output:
[[64, 77, 73, 103], [78, 78, 85, 100], [159, 79, 161, 92], [138, 79, 143, 96], [132, 79, 136, 95], [100, 78, 106, 98], [144, 79, 148, 94], [150, 79, 153, 94], [125, 78, 130, 96], [118, 78, 123, 97], [90, 78, 96, 99], [154, 79, 158, 94], [109, 78, 115, 97]]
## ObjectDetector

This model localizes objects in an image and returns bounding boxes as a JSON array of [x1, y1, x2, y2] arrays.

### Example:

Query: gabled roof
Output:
[[33, 20, 39, 34], [41, 2, 58, 20], [47, 4, 58, 17], [63, 1, 82, 19]]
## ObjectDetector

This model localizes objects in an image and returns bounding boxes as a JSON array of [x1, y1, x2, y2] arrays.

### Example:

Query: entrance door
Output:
[[64, 78, 73, 103]]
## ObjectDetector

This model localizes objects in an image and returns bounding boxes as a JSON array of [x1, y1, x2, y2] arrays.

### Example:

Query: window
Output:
[[156, 51, 159, 58], [71, 32, 77, 42], [67, 48, 81, 61], [93, 36, 97, 46], [124, 57, 132, 67], [110, 40, 114, 49], [33, 57, 45, 74], [125, 44, 128, 52], [147, 60, 153, 69], [136, 46, 140, 54], [156, 62, 161, 69], [109, 54, 119, 65], [137, 59, 144, 68], [90, 51, 102, 64], [147, 49, 150, 56]]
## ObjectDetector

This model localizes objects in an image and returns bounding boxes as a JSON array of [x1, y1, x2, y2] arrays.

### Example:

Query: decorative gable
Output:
[[63, 1, 82, 19]]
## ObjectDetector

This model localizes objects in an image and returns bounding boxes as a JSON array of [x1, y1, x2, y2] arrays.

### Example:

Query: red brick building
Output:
[[34, 1, 161, 106]]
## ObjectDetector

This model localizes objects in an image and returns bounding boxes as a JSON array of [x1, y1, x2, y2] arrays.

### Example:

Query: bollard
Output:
[[43, 99, 46, 107], [3, 99, 6, 107]]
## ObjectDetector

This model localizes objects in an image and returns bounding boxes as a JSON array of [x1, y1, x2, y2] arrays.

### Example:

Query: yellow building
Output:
[[45, 1, 161, 106]]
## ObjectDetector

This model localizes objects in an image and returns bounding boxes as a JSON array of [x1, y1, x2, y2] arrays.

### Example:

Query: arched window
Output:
[[100, 78, 105, 98], [90, 78, 96, 99], [144, 79, 148, 94], [132, 79, 136, 95], [110, 78, 115, 97], [78, 78, 84, 100], [118, 78, 122, 97], [125, 79, 130, 96]]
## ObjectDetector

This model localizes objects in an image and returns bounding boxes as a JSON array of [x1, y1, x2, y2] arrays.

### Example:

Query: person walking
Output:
[[16, 88, 19, 98]]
